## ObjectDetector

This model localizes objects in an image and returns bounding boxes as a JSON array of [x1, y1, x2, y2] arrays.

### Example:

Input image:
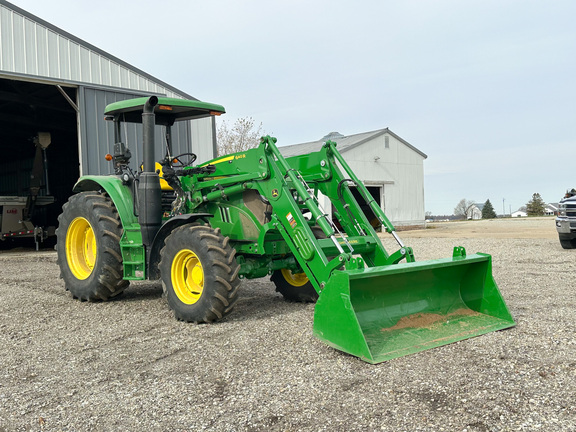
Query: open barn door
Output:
[[0, 77, 79, 248]]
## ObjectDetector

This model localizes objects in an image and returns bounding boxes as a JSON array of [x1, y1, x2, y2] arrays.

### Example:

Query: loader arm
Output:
[[183, 138, 350, 291], [183, 136, 413, 293]]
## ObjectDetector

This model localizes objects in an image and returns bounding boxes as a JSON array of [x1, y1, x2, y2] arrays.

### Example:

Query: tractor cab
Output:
[[103, 97, 225, 175], [101, 96, 225, 247]]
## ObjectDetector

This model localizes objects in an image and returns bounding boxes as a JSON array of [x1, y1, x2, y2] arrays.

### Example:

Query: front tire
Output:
[[560, 238, 576, 249], [271, 226, 325, 303], [56, 191, 128, 300], [159, 225, 240, 322], [271, 268, 319, 302]]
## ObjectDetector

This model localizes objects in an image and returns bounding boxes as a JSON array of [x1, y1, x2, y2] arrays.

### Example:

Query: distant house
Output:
[[546, 203, 559, 216], [468, 203, 484, 220], [511, 210, 527, 218], [279, 129, 427, 228], [512, 204, 557, 217]]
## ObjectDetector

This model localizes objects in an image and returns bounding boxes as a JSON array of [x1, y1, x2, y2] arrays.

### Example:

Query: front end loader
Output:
[[56, 96, 515, 363]]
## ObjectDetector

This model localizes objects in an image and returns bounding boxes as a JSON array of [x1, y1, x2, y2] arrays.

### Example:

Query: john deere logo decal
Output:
[[271, 189, 279, 198]]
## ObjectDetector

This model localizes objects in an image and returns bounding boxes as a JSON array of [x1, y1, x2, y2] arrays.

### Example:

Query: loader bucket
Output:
[[313, 252, 515, 364]]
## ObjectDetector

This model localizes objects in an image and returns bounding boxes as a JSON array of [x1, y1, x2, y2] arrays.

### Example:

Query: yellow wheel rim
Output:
[[66, 217, 97, 280], [281, 268, 309, 287], [171, 249, 204, 304]]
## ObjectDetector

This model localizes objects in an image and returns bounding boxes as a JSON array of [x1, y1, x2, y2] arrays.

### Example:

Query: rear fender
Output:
[[73, 176, 138, 228]]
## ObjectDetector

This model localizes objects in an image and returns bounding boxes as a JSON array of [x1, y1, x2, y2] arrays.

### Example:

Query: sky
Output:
[[12, 0, 576, 215]]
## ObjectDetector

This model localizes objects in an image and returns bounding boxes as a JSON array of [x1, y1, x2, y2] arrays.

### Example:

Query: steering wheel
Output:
[[171, 153, 197, 167]]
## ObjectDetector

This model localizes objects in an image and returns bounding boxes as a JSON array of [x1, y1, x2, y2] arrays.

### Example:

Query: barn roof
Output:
[[279, 128, 427, 159], [0, 0, 193, 99]]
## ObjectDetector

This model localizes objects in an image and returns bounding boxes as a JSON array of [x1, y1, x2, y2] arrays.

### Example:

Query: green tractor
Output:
[[56, 96, 515, 363]]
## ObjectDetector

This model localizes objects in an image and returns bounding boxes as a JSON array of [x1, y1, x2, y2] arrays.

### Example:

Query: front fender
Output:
[[73, 176, 138, 228], [147, 213, 214, 280]]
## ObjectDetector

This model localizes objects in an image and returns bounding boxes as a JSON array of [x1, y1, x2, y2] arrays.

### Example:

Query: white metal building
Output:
[[0, 0, 217, 238], [280, 129, 427, 228]]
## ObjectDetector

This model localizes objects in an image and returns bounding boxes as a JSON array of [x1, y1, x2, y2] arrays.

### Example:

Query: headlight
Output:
[[558, 204, 566, 217]]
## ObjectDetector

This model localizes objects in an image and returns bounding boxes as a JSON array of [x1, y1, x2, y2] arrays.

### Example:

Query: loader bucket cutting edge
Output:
[[312, 253, 515, 364]]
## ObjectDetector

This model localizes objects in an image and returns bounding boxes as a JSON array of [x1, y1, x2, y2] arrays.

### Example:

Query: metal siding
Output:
[[1, 8, 14, 71], [12, 10, 24, 73], [100, 57, 110, 86], [68, 40, 80, 81], [119, 66, 129, 88], [191, 117, 216, 163], [137, 76, 147, 92], [169, 122, 184, 156], [80, 87, 100, 175], [129, 71, 138, 90], [35, 25, 49, 76], [47, 29, 59, 77], [109, 62, 120, 88], [170, 121, 192, 158], [58, 36, 70, 80], [89, 51, 100, 85], [81, 88, 135, 175], [79, 46, 91, 82], [24, 18, 36, 73]]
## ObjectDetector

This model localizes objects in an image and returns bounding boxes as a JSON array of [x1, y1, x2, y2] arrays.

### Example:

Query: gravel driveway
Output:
[[0, 217, 574, 431]]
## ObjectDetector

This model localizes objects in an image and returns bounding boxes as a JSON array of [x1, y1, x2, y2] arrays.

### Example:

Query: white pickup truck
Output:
[[556, 189, 576, 249]]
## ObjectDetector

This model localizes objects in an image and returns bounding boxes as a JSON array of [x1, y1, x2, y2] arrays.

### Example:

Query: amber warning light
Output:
[[105, 154, 113, 161], [158, 105, 173, 111]]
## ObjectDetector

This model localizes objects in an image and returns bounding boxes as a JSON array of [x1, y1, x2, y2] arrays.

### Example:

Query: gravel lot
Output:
[[0, 217, 574, 431]]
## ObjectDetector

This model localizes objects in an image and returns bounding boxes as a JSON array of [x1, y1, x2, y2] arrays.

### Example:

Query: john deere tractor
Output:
[[56, 96, 515, 363]]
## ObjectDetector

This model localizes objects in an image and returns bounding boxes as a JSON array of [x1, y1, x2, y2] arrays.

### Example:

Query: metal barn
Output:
[[280, 129, 427, 228], [0, 0, 217, 243]]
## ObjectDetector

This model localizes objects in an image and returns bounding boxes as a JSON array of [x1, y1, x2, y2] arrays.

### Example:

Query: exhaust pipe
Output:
[[138, 96, 162, 248], [142, 96, 158, 173]]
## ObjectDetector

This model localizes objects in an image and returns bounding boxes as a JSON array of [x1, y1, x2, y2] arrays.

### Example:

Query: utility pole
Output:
[[503, 198, 505, 217]]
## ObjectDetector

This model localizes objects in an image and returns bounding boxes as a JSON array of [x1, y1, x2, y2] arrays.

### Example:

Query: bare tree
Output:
[[454, 198, 475, 219], [216, 117, 265, 156]]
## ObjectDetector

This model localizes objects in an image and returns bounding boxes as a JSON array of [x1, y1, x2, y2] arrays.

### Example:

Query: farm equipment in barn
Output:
[[1, 132, 55, 248], [56, 96, 515, 363]]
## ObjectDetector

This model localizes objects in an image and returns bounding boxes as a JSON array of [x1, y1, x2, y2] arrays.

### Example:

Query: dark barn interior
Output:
[[0, 78, 80, 245]]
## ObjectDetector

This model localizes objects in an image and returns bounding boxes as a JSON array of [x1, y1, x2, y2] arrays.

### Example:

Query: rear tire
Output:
[[159, 225, 240, 322], [56, 191, 128, 301]]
